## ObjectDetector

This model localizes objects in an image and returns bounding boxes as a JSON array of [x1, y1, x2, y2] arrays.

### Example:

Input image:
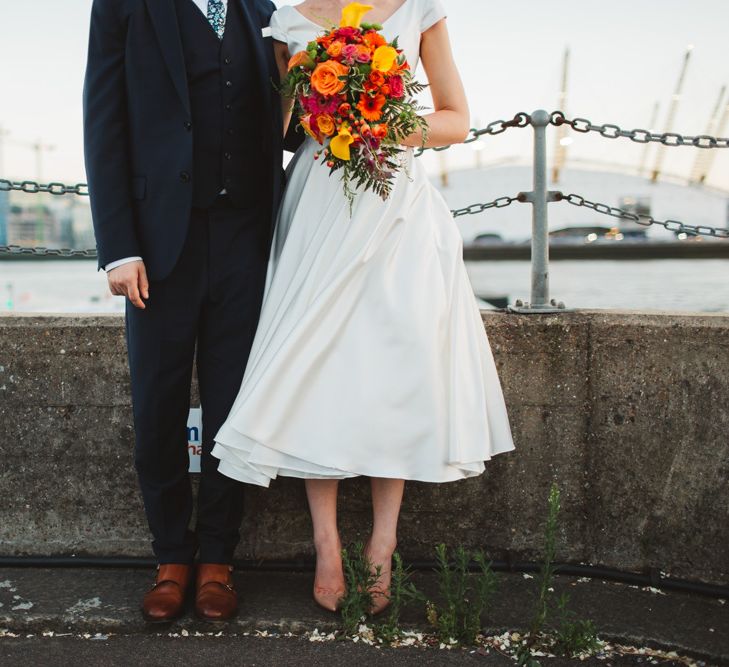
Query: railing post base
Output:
[[510, 109, 569, 314]]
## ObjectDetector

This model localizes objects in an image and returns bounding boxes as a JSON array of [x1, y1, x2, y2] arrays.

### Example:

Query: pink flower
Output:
[[341, 43, 359, 64], [354, 44, 372, 63], [387, 75, 405, 99], [300, 93, 340, 115]]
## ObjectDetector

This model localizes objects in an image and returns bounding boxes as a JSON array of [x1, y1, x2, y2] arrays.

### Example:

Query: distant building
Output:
[[5, 193, 94, 250], [431, 164, 729, 243], [7, 198, 57, 246]]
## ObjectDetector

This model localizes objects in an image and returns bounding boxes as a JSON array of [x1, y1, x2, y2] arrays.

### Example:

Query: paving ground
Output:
[[0, 568, 726, 665]]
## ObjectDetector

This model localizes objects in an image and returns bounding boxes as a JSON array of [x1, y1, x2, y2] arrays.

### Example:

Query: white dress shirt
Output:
[[106, 0, 229, 273], [192, 0, 228, 15]]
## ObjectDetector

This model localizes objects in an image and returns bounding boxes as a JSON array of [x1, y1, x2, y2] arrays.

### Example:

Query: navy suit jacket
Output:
[[83, 0, 292, 281]]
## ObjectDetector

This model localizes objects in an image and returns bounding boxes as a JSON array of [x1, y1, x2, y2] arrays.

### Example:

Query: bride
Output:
[[211, 0, 516, 613]]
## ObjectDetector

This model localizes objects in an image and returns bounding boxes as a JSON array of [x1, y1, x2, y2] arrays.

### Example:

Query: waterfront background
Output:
[[3, 258, 727, 313], [1, 0, 729, 315]]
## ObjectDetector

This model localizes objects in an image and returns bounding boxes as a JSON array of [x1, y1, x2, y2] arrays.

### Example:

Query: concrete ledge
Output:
[[0, 568, 727, 662], [1, 311, 728, 585]]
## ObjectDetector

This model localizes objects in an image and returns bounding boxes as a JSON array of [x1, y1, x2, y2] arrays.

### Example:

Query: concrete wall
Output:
[[1, 311, 727, 585]]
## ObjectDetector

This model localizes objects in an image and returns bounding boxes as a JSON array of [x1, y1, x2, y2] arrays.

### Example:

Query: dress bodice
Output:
[[269, 0, 447, 70]]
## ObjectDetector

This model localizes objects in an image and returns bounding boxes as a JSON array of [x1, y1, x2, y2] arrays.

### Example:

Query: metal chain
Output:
[[557, 193, 729, 238], [0, 178, 89, 196], [549, 111, 729, 149], [0, 244, 97, 257], [451, 195, 520, 218], [415, 112, 532, 156]]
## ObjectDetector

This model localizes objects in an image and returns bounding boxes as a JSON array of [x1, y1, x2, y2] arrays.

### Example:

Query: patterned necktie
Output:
[[207, 0, 227, 40]]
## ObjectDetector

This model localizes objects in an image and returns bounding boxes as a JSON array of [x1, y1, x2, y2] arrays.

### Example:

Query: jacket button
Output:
[[224, 152, 232, 160], [227, 128, 234, 136], [225, 80, 232, 88], [225, 104, 232, 111], [180, 171, 191, 183], [224, 57, 232, 65], [184, 121, 192, 131]]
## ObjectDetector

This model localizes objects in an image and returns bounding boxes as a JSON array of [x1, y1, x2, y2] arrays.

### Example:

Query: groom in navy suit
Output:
[[83, 0, 294, 622]]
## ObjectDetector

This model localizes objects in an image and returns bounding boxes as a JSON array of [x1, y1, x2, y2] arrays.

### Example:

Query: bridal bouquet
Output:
[[280, 2, 428, 208]]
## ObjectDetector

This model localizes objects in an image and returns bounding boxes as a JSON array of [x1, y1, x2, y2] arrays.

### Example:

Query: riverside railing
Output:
[[2, 109, 729, 313]]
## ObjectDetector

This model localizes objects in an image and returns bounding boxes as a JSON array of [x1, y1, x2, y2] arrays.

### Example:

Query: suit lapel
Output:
[[145, 0, 190, 114], [233, 0, 272, 118]]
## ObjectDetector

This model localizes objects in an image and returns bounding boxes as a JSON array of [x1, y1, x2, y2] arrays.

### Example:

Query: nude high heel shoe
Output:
[[312, 537, 346, 612], [313, 583, 346, 612], [363, 538, 394, 616]]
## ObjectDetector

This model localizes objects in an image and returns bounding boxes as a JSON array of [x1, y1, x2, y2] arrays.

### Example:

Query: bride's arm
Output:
[[401, 20, 470, 148], [274, 41, 294, 137]]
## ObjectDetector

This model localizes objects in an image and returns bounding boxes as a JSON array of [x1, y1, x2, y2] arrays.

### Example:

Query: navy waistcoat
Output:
[[175, 0, 264, 209]]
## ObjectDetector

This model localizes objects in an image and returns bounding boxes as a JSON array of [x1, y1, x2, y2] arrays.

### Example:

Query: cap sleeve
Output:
[[269, 8, 288, 43], [421, 0, 447, 32]]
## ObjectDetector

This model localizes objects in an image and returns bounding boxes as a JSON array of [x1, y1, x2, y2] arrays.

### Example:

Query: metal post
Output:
[[509, 109, 567, 313], [531, 110, 550, 308]]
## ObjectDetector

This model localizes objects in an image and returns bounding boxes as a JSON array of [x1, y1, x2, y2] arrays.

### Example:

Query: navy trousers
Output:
[[125, 196, 269, 564]]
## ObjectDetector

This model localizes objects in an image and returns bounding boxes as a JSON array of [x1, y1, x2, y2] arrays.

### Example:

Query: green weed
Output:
[[426, 543, 498, 645]]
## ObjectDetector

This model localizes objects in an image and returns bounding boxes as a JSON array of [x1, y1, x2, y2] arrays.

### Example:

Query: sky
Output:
[[1, 0, 728, 192]]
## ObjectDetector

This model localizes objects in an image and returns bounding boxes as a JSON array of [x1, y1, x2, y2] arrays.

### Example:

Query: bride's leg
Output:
[[305, 479, 346, 612], [366, 478, 405, 614]]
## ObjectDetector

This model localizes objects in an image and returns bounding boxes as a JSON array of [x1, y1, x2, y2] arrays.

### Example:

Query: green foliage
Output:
[[515, 483, 601, 663], [553, 593, 601, 657], [339, 542, 379, 635], [426, 544, 498, 645], [375, 552, 424, 642], [528, 483, 561, 645]]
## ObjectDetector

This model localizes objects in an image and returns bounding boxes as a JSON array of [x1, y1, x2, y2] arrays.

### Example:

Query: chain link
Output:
[[451, 195, 520, 218], [0, 244, 98, 257], [549, 111, 729, 149], [415, 112, 532, 156], [557, 193, 729, 238], [0, 178, 89, 196]]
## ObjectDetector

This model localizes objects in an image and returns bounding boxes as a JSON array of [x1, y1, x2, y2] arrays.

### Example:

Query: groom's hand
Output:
[[108, 260, 149, 309]]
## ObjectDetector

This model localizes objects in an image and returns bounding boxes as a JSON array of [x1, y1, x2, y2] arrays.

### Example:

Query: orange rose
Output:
[[287, 50, 314, 71], [311, 60, 349, 96], [327, 40, 344, 58], [368, 71, 385, 87], [316, 113, 336, 137], [299, 114, 321, 142], [372, 123, 389, 139]]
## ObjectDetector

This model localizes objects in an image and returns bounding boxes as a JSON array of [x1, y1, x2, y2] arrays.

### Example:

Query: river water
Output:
[[1, 259, 728, 314]]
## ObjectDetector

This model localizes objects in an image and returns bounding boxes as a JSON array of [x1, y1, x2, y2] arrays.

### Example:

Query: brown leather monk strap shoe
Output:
[[142, 563, 193, 622], [195, 563, 238, 621]]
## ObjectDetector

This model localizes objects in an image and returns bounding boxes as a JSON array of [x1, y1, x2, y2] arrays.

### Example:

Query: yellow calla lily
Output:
[[340, 2, 373, 28], [330, 125, 354, 161], [372, 45, 398, 72]]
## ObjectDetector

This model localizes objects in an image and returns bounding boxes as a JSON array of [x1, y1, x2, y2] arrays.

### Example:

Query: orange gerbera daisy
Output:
[[363, 31, 387, 49], [357, 93, 386, 122]]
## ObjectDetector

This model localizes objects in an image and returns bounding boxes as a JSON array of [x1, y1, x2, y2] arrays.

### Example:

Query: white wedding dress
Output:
[[211, 0, 516, 486]]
